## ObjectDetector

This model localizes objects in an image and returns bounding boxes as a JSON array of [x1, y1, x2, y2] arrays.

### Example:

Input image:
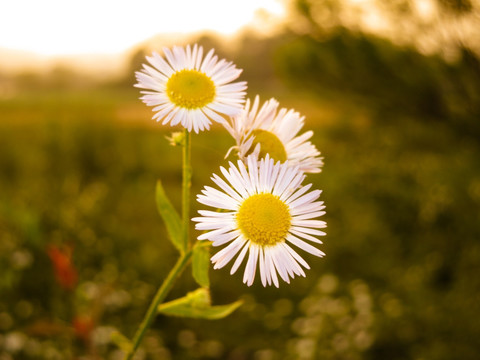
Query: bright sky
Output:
[[0, 0, 286, 56]]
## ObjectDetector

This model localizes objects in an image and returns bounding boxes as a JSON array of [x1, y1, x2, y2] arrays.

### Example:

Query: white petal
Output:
[[212, 237, 247, 269], [243, 244, 258, 286], [287, 234, 325, 257], [230, 238, 250, 275]]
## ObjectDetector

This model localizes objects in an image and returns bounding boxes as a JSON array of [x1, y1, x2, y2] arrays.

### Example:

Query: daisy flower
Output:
[[135, 44, 247, 133], [192, 155, 326, 287], [223, 96, 324, 173]]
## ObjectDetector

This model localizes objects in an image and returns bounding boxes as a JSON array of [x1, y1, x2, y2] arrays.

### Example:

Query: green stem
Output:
[[182, 130, 192, 251], [123, 251, 193, 360], [123, 129, 193, 359]]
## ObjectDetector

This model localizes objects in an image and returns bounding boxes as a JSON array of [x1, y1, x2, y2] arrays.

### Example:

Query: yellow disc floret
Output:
[[166, 69, 216, 109], [249, 129, 287, 162], [237, 193, 291, 247]]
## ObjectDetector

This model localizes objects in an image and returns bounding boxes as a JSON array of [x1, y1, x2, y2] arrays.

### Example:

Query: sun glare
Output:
[[1, 0, 285, 56]]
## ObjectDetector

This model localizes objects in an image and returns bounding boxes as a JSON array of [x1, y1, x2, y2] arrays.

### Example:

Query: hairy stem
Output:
[[123, 129, 193, 359], [182, 129, 192, 251]]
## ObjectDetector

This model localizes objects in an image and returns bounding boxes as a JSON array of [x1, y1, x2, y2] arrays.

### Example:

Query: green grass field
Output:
[[1, 80, 479, 359]]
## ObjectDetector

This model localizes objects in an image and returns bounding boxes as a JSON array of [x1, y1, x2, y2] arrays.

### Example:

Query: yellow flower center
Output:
[[166, 69, 216, 109], [249, 129, 287, 162], [237, 193, 291, 247]]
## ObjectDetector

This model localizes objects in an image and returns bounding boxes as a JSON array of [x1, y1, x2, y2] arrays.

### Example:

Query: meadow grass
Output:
[[1, 85, 479, 359]]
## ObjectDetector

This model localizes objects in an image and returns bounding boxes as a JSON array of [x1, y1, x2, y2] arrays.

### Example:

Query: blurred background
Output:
[[1, 0, 480, 359]]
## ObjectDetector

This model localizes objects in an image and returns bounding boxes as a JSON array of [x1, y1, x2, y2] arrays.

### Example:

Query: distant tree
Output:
[[287, 0, 480, 60], [271, 0, 480, 130]]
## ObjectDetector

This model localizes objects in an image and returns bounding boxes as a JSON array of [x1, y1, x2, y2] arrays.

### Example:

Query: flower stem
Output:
[[123, 129, 193, 359], [123, 251, 192, 360], [182, 129, 192, 251]]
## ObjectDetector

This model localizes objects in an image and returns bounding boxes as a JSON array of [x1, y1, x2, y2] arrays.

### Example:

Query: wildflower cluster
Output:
[[136, 44, 326, 288]]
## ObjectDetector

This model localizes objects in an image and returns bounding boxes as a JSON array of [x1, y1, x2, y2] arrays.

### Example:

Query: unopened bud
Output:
[[166, 131, 185, 146]]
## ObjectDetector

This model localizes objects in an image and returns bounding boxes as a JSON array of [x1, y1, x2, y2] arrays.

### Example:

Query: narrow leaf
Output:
[[192, 242, 211, 288], [155, 180, 184, 252], [110, 331, 133, 353], [158, 288, 243, 320]]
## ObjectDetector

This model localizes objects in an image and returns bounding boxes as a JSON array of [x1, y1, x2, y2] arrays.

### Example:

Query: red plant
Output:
[[47, 244, 78, 291], [72, 315, 95, 344]]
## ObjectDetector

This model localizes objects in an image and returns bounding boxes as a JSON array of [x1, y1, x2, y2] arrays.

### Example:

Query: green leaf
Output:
[[155, 180, 184, 253], [158, 288, 243, 320], [192, 242, 211, 288], [110, 331, 133, 353]]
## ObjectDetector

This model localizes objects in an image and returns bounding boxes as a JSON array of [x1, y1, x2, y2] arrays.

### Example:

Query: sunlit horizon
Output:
[[3, 0, 478, 76], [1, 0, 286, 57]]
